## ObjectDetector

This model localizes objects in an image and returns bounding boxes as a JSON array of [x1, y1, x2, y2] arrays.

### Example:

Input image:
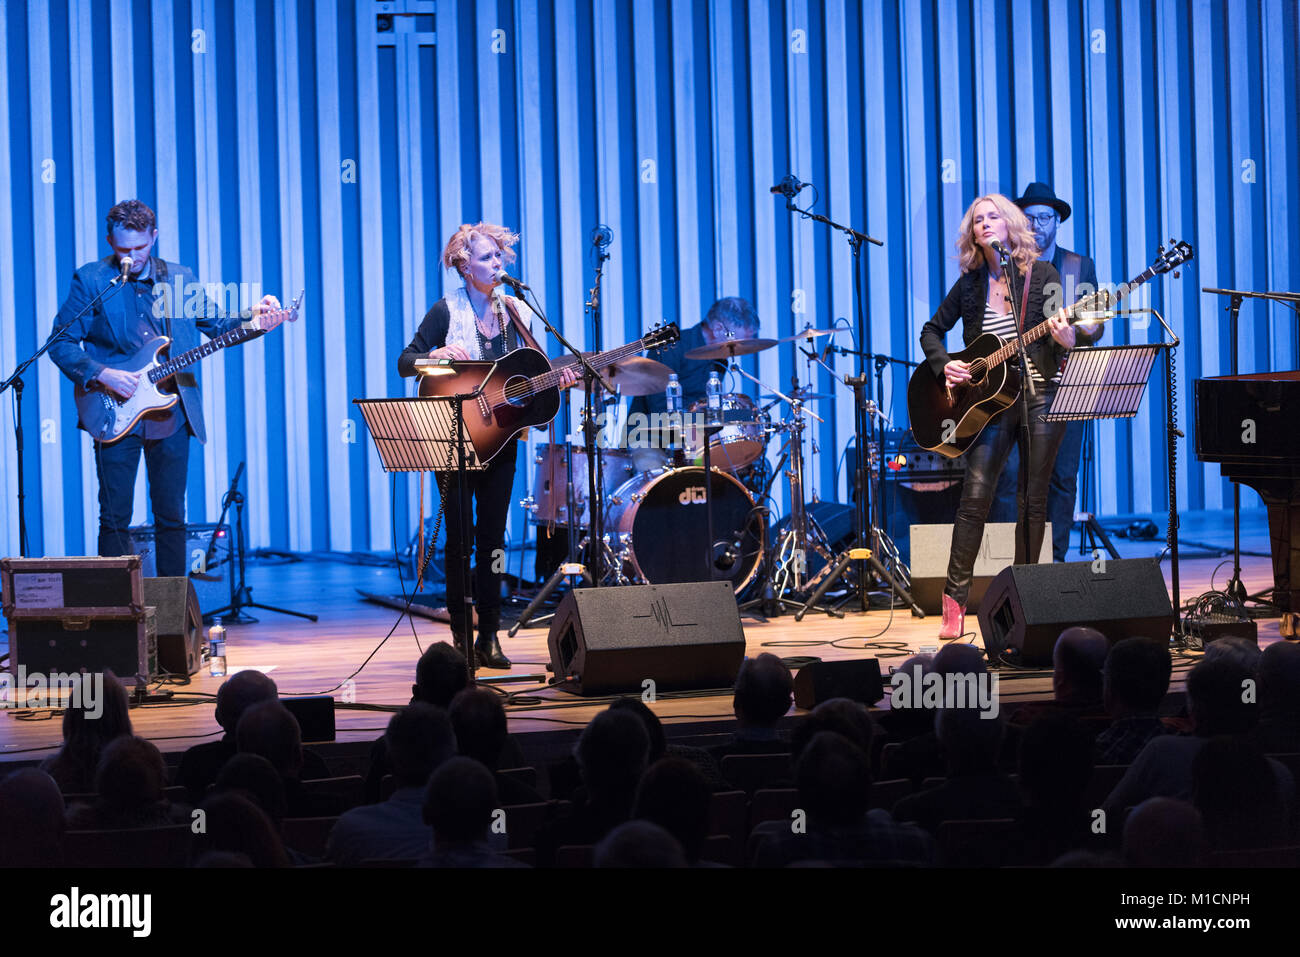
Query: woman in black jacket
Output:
[[919, 194, 1076, 640]]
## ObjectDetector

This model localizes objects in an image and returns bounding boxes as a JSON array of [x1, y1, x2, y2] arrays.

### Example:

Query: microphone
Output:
[[118, 256, 132, 282], [714, 537, 743, 571], [495, 271, 530, 293], [769, 174, 808, 198], [590, 224, 614, 247], [990, 240, 1010, 260]]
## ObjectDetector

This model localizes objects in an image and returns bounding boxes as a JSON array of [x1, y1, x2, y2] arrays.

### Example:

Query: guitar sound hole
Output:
[[968, 364, 987, 386], [502, 375, 530, 408]]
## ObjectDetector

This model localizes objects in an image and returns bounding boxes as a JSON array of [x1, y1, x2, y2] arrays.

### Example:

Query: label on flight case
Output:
[[12, 573, 64, 609]]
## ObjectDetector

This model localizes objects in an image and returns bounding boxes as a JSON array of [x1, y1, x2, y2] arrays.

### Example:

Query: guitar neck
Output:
[[982, 263, 1162, 371], [147, 321, 260, 385], [528, 338, 654, 392]]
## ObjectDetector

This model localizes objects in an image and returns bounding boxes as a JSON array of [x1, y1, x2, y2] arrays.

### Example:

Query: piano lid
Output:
[[1194, 370, 1300, 464]]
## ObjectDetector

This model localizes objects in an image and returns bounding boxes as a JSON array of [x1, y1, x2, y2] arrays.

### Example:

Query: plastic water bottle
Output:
[[706, 370, 722, 423], [208, 624, 227, 677], [665, 373, 682, 413]]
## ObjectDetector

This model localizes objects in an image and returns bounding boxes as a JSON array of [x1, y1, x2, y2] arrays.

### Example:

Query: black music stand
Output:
[[355, 392, 487, 684], [1040, 338, 1183, 627]]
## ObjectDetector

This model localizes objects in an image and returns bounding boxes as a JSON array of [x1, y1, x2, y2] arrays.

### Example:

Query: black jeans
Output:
[[989, 419, 1088, 561], [95, 429, 191, 577], [945, 385, 1066, 606], [441, 440, 519, 638]]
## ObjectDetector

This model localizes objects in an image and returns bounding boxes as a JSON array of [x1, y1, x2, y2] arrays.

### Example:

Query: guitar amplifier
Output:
[[1, 556, 157, 685], [908, 522, 1052, 615], [128, 523, 231, 615]]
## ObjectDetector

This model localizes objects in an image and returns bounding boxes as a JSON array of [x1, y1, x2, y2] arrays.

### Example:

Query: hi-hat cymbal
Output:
[[761, 390, 834, 402], [777, 328, 837, 345], [554, 354, 674, 396], [684, 337, 778, 361]]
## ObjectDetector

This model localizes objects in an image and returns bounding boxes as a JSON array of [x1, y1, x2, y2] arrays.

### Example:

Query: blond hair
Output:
[[441, 222, 520, 277], [955, 194, 1039, 276]]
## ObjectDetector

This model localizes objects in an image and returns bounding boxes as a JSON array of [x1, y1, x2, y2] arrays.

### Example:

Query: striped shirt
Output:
[[984, 305, 1058, 385]]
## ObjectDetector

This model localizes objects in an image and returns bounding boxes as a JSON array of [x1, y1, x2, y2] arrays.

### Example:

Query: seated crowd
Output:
[[2, 634, 1299, 868]]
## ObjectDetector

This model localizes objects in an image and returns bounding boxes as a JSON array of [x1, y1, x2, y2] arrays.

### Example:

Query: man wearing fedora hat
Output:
[[989, 182, 1101, 561]]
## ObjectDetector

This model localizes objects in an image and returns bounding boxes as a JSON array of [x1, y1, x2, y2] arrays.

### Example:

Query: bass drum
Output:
[[605, 467, 764, 594]]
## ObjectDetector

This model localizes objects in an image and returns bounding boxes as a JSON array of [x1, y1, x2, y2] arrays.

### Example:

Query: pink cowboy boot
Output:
[[939, 594, 966, 640]]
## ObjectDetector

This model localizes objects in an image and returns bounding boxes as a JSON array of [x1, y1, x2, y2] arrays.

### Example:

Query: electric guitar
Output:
[[74, 291, 304, 444], [907, 241, 1193, 458], [418, 323, 680, 465]]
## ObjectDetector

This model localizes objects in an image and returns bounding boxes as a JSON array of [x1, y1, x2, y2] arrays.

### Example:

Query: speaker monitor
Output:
[[793, 658, 885, 710], [547, 582, 746, 696], [977, 559, 1175, 666], [143, 577, 203, 676], [282, 695, 337, 744], [909, 522, 1052, 615]]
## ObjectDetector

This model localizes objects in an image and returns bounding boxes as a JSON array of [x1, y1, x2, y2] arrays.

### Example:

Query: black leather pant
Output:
[[441, 440, 519, 638], [945, 385, 1066, 606]]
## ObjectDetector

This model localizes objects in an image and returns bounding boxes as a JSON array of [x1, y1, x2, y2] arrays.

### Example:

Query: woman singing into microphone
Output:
[[919, 194, 1075, 641], [397, 222, 574, 668]]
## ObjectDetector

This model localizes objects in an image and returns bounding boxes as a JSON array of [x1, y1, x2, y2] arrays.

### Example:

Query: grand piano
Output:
[[1195, 369, 1300, 632]]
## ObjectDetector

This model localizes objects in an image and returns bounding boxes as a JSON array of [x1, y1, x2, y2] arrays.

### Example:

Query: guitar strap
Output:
[[1018, 260, 1033, 332], [501, 291, 557, 471]]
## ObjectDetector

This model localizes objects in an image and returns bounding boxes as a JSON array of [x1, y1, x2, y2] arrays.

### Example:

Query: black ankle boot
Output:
[[474, 633, 511, 669]]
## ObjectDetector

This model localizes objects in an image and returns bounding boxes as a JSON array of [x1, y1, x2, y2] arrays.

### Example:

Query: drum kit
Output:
[[516, 324, 882, 622]]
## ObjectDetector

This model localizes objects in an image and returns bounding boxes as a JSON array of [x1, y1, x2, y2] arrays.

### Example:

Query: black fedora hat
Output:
[[1015, 182, 1071, 223]]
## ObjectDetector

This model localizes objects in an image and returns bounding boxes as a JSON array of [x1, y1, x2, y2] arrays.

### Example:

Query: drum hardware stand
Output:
[[203, 460, 318, 625], [800, 347, 924, 619]]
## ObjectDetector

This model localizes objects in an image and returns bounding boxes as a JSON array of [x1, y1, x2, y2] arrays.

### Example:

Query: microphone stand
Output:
[[1000, 247, 1038, 567], [1, 273, 129, 557]]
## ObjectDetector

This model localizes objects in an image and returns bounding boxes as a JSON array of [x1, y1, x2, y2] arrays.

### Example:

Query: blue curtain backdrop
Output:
[[2, 0, 1297, 559]]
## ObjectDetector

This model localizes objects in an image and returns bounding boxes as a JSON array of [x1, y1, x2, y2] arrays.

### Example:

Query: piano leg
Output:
[[1264, 500, 1300, 628]]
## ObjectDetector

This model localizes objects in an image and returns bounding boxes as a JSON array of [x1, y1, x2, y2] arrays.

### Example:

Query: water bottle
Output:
[[665, 373, 682, 414], [208, 624, 227, 677], [706, 370, 722, 423]]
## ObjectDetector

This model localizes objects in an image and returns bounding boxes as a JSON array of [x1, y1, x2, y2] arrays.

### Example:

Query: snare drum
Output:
[[684, 393, 768, 472], [527, 443, 636, 526], [604, 466, 763, 594]]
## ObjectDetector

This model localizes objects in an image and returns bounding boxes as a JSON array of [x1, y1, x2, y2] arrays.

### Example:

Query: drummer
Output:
[[630, 296, 761, 419]]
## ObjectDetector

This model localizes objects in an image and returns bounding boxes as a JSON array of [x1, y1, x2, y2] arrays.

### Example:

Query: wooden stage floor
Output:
[[0, 508, 1288, 764]]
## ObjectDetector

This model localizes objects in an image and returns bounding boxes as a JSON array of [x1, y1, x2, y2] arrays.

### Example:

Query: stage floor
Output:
[[0, 508, 1288, 764]]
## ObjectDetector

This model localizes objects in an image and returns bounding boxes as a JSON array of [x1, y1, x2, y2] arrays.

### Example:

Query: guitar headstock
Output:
[[643, 322, 680, 353], [1152, 240, 1194, 276], [284, 289, 305, 322]]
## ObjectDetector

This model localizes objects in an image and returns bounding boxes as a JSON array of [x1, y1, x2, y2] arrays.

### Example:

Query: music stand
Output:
[[354, 391, 487, 684], [1041, 337, 1183, 631]]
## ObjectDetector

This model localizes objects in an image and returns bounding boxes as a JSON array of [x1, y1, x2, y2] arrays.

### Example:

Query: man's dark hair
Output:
[[450, 687, 509, 770], [795, 731, 872, 827], [1053, 627, 1109, 704], [386, 703, 457, 789], [215, 753, 288, 825], [1186, 658, 1257, 736], [95, 735, 166, 813], [936, 707, 1004, 774], [236, 701, 303, 777], [575, 709, 650, 798], [633, 758, 711, 863], [733, 653, 793, 728], [105, 199, 156, 234], [1017, 713, 1094, 807], [414, 642, 470, 708], [214, 671, 279, 736], [0, 770, 66, 867], [1103, 638, 1172, 714], [705, 297, 760, 335], [1257, 640, 1300, 712], [192, 792, 289, 868], [1192, 736, 1285, 851], [607, 698, 666, 763], [594, 820, 687, 868], [423, 756, 499, 844]]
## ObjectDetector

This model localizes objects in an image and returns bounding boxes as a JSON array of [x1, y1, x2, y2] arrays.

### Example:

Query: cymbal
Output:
[[684, 337, 778, 361], [760, 389, 834, 402], [777, 328, 837, 345], [554, 354, 674, 396]]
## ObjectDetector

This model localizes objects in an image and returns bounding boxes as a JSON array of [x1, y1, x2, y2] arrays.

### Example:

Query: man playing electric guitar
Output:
[[46, 199, 287, 577]]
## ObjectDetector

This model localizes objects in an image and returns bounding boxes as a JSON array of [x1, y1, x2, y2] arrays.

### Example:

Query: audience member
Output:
[[66, 736, 184, 830], [190, 791, 289, 868], [709, 653, 793, 760], [450, 688, 543, 805], [418, 757, 526, 868], [1016, 714, 1097, 864], [327, 704, 456, 865], [886, 647, 985, 785], [40, 671, 132, 794], [1202, 635, 1262, 672], [892, 707, 1020, 834], [1008, 627, 1109, 729], [365, 642, 470, 802], [1095, 637, 1172, 765], [634, 758, 714, 866], [1191, 735, 1288, 852], [595, 820, 687, 868], [1252, 640, 1300, 754], [237, 700, 347, 817], [0, 769, 66, 867], [1122, 797, 1208, 867], [752, 731, 934, 867]]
